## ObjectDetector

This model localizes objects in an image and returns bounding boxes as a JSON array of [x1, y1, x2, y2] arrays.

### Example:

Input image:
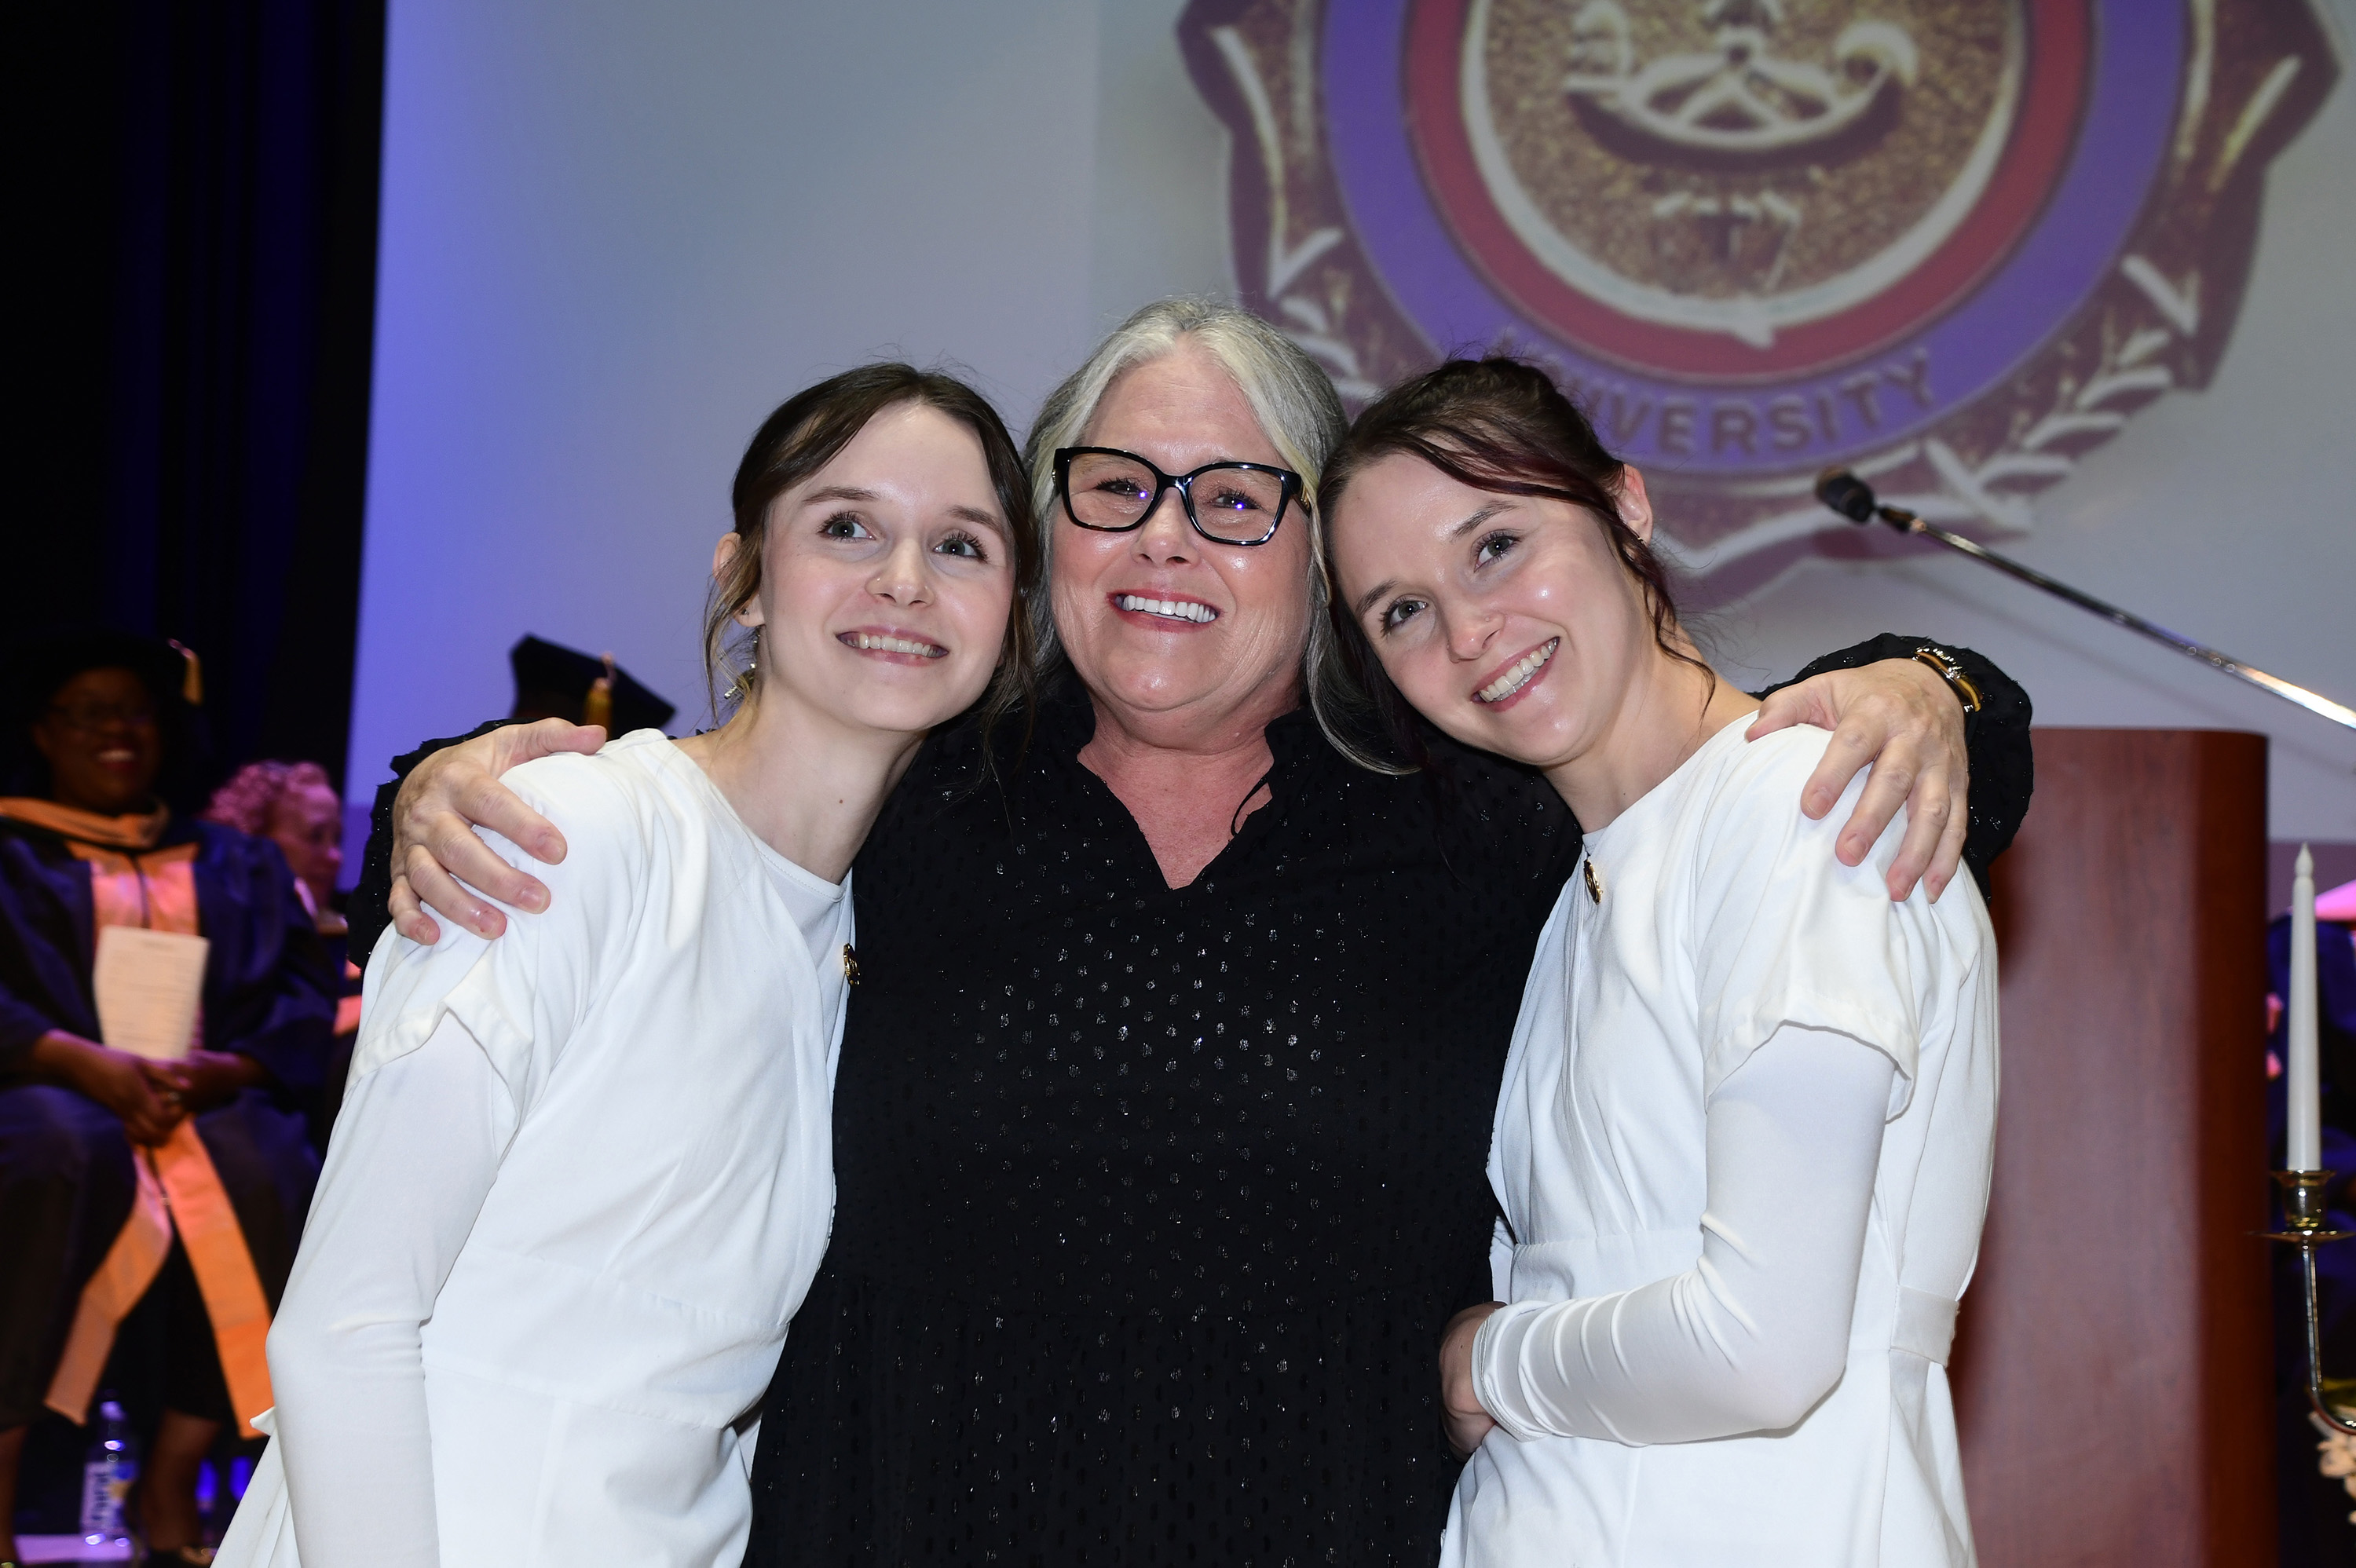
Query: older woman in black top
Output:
[[357, 299, 2029, 1565]]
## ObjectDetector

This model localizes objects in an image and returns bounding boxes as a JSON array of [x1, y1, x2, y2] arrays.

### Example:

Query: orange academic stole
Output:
[[42, 838, 279, 1437]]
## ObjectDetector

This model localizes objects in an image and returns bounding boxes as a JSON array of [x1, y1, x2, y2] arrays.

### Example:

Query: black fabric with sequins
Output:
[[747, 682, 1573, 1566]]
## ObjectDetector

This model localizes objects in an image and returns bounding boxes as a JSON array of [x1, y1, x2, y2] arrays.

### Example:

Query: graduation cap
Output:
[[509, 635, 675, 735], [3, 628, 199, 725]]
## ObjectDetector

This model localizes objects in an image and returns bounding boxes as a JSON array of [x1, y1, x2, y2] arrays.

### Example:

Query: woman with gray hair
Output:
[[353, 298, 2030, 1565]]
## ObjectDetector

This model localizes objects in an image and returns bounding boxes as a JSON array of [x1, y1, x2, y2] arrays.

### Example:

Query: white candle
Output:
[[2288, 844, 2321, 1171]]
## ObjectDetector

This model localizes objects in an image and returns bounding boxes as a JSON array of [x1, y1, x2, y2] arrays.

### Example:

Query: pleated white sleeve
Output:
[[263, 1014, 514, 1567], [1469, 1024, 1896, 1446]]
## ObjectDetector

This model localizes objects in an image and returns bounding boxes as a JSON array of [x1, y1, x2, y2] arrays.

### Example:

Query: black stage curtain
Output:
[[19, 0, 386, 792]]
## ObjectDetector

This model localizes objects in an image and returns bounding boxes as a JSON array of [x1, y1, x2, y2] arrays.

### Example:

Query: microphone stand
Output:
[[1814, 470, 2356, 732]]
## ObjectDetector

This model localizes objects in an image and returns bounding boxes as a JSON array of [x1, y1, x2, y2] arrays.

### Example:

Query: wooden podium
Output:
[[1952, 729, 2274, 1566]]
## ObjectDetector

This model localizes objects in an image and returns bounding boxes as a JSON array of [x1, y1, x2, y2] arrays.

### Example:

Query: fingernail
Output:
[[521, 889, 547, 911]]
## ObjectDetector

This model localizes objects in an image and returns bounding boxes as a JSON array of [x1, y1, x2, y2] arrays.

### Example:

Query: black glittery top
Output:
[[349, 638, 2030, 1567], [747, 681, 1573, 1565]]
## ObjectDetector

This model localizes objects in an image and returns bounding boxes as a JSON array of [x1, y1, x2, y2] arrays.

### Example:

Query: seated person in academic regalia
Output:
[[0, 631, 335, 1566], [205, 762, 347, 938], [206, 762, 364, 1141]]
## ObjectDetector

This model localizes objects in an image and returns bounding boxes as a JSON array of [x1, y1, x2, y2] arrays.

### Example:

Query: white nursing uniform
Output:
[[1442, 718, 1998, 1567], [217, 730, 849, 1568]]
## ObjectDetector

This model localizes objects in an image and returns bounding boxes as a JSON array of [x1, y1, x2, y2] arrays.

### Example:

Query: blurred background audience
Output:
[[204, 762, 364, 1145], [0, 631, 336, 1565], [203, 764, 344, 932]]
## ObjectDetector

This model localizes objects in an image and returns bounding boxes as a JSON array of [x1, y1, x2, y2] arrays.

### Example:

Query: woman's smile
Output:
[[1110, 591, 1220, 627], [1474, 638, 1560, 710], [840, 627, 948, 660]]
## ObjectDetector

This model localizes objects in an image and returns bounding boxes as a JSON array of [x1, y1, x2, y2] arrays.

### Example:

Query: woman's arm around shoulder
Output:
[[1752, 634, 2032, 899], [349, 718, 609, 956]]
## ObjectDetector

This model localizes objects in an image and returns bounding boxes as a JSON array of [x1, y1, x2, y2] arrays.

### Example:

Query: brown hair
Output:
[[706, 364, 1041, 752], [1311, 356, 1703, 773]]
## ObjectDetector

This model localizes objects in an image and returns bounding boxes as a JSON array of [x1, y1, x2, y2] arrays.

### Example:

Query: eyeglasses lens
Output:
[[1187, 467, 1289, 542], [1066, 452, 1288, 544], [1064, 452, 1161, 529], [51, 703, 155, 732]]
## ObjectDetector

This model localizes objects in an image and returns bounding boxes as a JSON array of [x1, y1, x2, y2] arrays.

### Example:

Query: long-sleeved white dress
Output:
[[1442, 718, 1999, 1567], [215, 730, 849, 1568]]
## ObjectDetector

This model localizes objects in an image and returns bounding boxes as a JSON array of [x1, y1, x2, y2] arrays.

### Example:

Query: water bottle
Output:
[[79, 1398, 136, 1545]]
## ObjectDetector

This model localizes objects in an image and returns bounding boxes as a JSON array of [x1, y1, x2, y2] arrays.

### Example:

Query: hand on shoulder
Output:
[[389, 718, 606, 945], [1743, 655, 1966, 903], [1704, 722, 1907, 886]]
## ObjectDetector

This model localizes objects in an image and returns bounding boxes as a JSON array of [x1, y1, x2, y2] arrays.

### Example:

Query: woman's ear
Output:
[[713, 533, 765, 628], [1615, 466, 1655, 543], [28, 715, 65, 769]]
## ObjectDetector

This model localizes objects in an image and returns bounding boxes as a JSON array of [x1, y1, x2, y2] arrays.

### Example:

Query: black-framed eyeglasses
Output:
[[1054, 446, 1304, 547], [46, 700, 157, 733]]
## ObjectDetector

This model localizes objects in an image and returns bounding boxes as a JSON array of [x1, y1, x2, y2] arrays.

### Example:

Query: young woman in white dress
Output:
[[215, 364, 1038, 1568], [1317, 359, 1998, 1566]]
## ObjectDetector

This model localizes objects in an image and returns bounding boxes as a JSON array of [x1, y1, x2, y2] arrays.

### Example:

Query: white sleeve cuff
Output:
[[1469, 1298, 1568, 1445]]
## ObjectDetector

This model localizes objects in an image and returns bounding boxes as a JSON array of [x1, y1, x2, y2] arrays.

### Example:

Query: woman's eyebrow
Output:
[[1447, 500, 1513, 539], [949, 504, 1008, 533], [801, 487, 1004, 537]]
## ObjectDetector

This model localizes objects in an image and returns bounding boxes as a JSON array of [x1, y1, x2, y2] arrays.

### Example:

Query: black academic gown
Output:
[[0, 814, 335, 1427]]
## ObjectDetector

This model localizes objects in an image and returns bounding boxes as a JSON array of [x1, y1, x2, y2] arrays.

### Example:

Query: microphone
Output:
[[1813, 467, 2354, 732], [1814, 467, 1880, 525]]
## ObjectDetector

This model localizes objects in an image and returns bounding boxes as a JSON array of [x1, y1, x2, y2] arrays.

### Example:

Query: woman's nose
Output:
[[869, 538, 935, 603], [1132, 491, 1196, 563], [1446, 607, 1505, 661]]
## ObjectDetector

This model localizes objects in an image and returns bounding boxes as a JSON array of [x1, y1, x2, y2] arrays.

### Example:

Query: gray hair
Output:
[[1023, 297, 1352, 716]]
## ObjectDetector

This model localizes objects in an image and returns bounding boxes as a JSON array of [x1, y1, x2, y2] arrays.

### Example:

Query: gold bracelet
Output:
[[1911, 646, 1984, 714]]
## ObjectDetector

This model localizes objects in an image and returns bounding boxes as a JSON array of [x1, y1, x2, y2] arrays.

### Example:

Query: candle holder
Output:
[[2263, 1169, 2356, 1436]]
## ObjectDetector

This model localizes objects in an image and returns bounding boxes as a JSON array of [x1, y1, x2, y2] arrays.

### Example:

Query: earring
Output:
[[722, 626, 759, 700]]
